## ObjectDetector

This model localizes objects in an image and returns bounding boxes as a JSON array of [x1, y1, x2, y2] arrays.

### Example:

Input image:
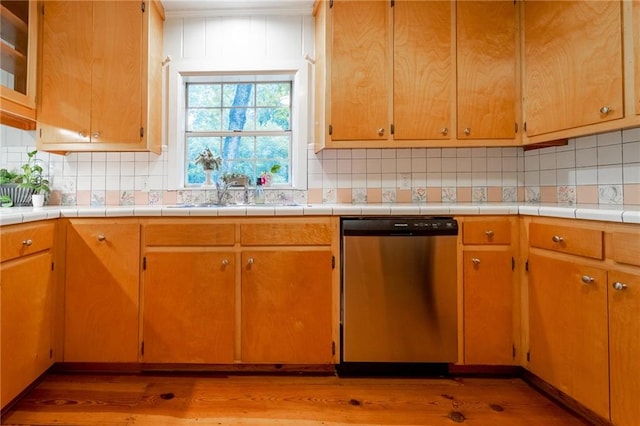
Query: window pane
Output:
[[223, 108, 255, 131], [222, 84, 255, 107], [223, 160, 255, 181], [186, 136, 221, 185], [188, 84, 221, 108], [256, 108, 290, 131], [256, 83, 290, 107], [187, 108, 222, 132]]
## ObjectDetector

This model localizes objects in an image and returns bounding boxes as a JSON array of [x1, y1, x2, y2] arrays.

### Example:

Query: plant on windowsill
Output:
[[194, 147, 222, 186], [260, 163, 281, 187], [0, 150, 50, 207]]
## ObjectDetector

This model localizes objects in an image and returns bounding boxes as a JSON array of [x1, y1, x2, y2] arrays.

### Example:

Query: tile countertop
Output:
[[0, 203, 639, 226]]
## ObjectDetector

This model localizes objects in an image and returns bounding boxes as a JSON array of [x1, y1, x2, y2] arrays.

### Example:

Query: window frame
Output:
[[167, 60, 309, 190]]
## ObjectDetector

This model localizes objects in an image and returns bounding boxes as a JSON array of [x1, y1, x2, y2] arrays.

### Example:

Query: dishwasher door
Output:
[[342, 234, 458, 363]]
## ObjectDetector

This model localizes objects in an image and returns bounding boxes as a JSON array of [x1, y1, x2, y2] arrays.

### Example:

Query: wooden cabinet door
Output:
[[241, 250, 333, 363], [457, 1, 516, 140], [393, 0, 451, 140], [38, 1, 92, 145], [528, 253, 609, 418], [524, 1, 623, 136], [463, 250, 514, 365], [608, 270, 640, 426], [1, 252, 53, 407], [142, 251, 235, 364], [64, 222, 140, 362], [330, 0, 391, 141], [635, 1, 640, 116], [91, 0, 143, 144]]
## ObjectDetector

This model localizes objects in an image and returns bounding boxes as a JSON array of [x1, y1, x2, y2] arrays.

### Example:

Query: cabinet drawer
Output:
[[241, 223, 332, 246], [463, 220, 511, 245], [611, 232, 640, 267], [530, 223, 603, 259], [144, 224, 235, 246], [1, 221, 55, 262]]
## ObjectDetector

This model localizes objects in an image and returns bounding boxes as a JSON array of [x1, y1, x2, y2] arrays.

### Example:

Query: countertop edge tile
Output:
[[419, 205, 451, 215], [331, 205, 363, 215], [246, 206, 276, 216], [389, 205, 421, 215], [185, 208, 219, 217], [518, 205, 541, 216], [274, 206, 305, 216], [538, 206, 576, 219], [575, 208, 624, 223], [105, 207, 135, 217], [0, 213, 24, 226], [622, 211, 640, 223], [449, 205, 480, 215]]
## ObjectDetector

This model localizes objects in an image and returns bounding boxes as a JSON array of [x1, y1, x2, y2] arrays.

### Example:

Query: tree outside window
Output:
[[185, 81, 292, 186]]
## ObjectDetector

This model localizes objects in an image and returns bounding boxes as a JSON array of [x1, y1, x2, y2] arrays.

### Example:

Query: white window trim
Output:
[[167, 60, 309, 190]]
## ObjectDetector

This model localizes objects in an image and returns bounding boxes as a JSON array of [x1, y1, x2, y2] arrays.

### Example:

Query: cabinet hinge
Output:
[[390, 0, 395, 7], [525, 260, 529, 272], [328, 124, 333, 136], [51, 262, 55, 271], [512, 344, 516, 359], [143, 257, 147, 270], [390, 123, 395, 135], [332, 341, 336, 356], [39, 128, 42, 138], [140, 127, 144, 138], [329, 0, 333, 8], [141, 341, 145, 355], [511, 257, 515, 271], [515, 122, 518, 134], [526, 351, 530, 362], [331, 255, 335, 270], [50, 348, 53, 359], [141, 1, 146, 12], [41, 4, 44, 15], [523, 122, 527, 132]]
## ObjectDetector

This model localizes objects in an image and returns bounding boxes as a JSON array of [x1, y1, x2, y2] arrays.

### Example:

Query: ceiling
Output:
[[162, 0, 315, 15]]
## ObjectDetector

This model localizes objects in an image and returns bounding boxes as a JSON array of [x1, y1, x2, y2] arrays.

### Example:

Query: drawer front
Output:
[[144, 224, 235, 246], [241, 223, 333, 246], [530, 222, 603, 259], [463, 220, 511, 245], [1, 221, 55, 262], [611, 231, 640, 267]]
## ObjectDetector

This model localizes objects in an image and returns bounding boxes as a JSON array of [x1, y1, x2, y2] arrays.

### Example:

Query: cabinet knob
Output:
[[92, 131, 101, 139], [22, 239, 33, 246], [78, 131, 87, 138], [377, 128, 385, 136], [471, 258, 481, 266], [485, 230, 494, 238], [221, 259, 229, 266], [97, 234, 106, 242], [247, 257, 255, 265], [599, 106, 613, 115], [581, 275, 595, 284], [552, 235, 564, 243], [440, 127, 448, 136], [464, 128, 471, 136], [612, 281, 627, 291]]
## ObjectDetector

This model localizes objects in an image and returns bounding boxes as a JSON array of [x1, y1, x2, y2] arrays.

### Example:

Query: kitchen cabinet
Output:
[[457, 1, 517, 140], [634, 0, 640, 116], [0, 0, 38, 130], [36, 0, 163, 153], [0, 221, 55, 408], [522, 1, 640, 142], [141, 223, 236, 364], [314, 0, 519, 150], [141, 218, 338, 365], [64, 219, 140, 362], [461, 217, 517, 365]]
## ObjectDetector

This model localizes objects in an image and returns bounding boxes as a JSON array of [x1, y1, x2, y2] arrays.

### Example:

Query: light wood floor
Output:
[[2, 373, 590, 425]]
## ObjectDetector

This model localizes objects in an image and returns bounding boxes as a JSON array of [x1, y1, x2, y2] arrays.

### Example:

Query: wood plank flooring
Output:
[[2, 373, 590, 425]]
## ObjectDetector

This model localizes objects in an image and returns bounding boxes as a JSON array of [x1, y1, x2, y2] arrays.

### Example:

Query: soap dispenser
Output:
[[254, 178, 265, 204]]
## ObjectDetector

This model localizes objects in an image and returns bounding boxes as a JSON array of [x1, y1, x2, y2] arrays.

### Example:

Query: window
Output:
[[185, 80, 292, 186]]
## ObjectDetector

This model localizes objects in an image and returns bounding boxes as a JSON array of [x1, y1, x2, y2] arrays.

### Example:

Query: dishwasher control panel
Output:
[[341, 217, 458, 236]]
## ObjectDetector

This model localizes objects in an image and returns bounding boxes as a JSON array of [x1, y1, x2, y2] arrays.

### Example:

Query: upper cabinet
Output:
[[634, 0, 640, 117], [0, 0, 38, 130], [36, 0, 163, 153], [314, 0, 519, 151], [523, 1, 639, 143]]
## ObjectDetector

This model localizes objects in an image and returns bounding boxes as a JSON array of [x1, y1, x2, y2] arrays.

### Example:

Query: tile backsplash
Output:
[[1, 125, 638, 206]]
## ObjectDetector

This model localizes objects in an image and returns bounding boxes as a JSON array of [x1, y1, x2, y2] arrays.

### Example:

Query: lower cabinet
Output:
[[0, 221, 55, 409], [241, 250, 333, 363], [64, 220, 140, 362], [142, 251, 235, 363]]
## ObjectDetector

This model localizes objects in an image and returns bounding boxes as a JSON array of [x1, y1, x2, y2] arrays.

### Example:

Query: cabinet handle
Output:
[[581, 275, 595, 284], [92, 131, 101, 139], [552, 235, 564, 243], [97, 235, 106, 242], [377, 128, 385, 136], [599, 106, 613, 115], [22, 239, 33, 246], [441, 127, 448, 136], [612, 281, 627, 291], [471, 258, 481, 266], [247, 257, 255, 265], [464, 128, 471, 136], [485, 230, 494, 238], [221, 259, 229, 266]]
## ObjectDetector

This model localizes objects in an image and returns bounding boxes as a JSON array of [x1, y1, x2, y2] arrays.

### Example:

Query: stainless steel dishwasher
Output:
[[340, 217, 458, 371]]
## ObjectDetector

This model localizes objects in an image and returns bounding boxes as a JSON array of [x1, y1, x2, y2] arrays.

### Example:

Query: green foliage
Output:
[[16, 150, 50, 194], [0, 169, 18, 184]]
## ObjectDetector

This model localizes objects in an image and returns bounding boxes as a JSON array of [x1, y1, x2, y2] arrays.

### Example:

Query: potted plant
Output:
[[194, 147, 222, 186], [0, 150, 50, 207], [260, 163, 281, 187]]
